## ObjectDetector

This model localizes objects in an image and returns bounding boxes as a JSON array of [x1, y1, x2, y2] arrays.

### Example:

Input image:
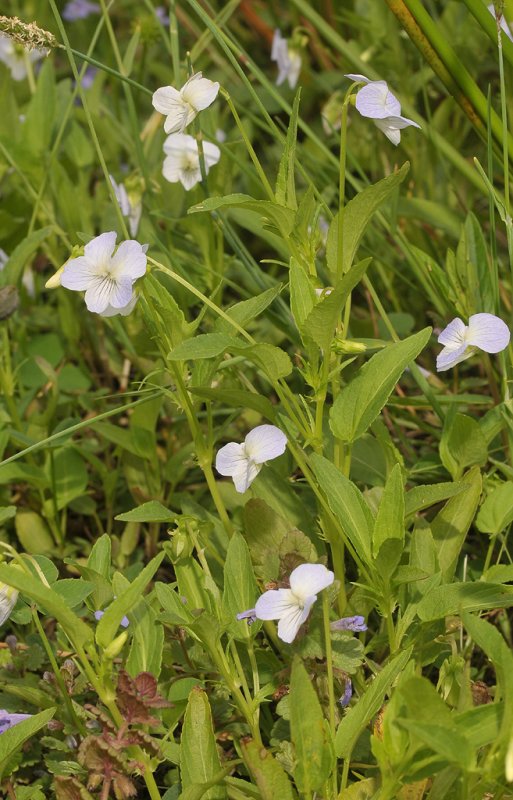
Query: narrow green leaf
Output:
[[222, 533, 258, 640], [115, 501, 175, 523], [241, 740, 296, 800], [180, 687, 226, 800], [0, 708, 56, 781], [190, 388, 276, 421], [416, 581, 513, 621], [373, 464, 405, 557], [188, 194, 296, 236], [215, 285, 282, 333], [330, 328, 432, 443], [289, 257, 316, 332], [431, 466, 482, 581], [290, 657, 333, 793], [404, 482, 467, 517], [87, 534, 112, 579], [275, 89, 300, 209], [335, 648, 413, 758]]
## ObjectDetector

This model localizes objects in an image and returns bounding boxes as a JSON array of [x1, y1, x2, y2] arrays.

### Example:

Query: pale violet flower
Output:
[[488, 3, 513, 41], [330, 615, 367, 632], [0, 250, 8, 270], [162, 134, 220, 191], [109, 175, 142, 238], [0, 711, 32, 733], [152, 73, 220, 135], [0, 584, 18, 626], [62, 0, 100, 21], [345, 73, 421, 146], [271, 29, 301, 89], [94, 609, 129, 628], [155, 6, 170, 26], [216, 424, 287, 493], [237, 563, 334, 644], [339, 679, 353, 708], [0, 34, 46, 82], [436, 313, 510, 372], [60, 231, 147, 315]]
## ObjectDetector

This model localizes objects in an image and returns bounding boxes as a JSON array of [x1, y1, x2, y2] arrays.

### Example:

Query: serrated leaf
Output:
[[330, 328, 432, 443]]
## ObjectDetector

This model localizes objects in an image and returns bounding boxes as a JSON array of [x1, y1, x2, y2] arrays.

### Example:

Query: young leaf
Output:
[[372, 464, 405, 557], [180, 687, 226, 800], [275, 89, 300, 209], [329, 328, 432, 443], [87, 534, 112, 579], [222, 533, 258, 640], [439, 412, 488, 480], [289, 657, 334, 793]]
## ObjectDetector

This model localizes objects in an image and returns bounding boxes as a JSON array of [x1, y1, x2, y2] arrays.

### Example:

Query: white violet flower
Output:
[[488, 3, 513, 41], [0, 34, 46, 82], [237, 563, 334, 643], [215, 424, 287, 493], [109, 175, 142, 238], [60, 231, 147, 315], [271, 29, 302, 89], [0, 584, 18, 626], [162, 133, 220, 191], [345, 73, 421, 146], [436, 313, 510, 372], [152, 72, 220, 135]]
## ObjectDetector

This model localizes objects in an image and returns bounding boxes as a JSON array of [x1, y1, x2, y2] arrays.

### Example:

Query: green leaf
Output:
[[439, 412, 488, 480], [241, 740, 296, 800], [302, 258, 371, 352], [275, 89, 300, 209], [222, 533, 258, 640], [189, 194, 296, 236], [87, 534, 111, 579], [290, 658, 334, 793], [180, 687, 226, 800], [310, 454, 373, 565], [95, 553, 165, 648], [47, 447, 89, 510], [0, 506, 16, 525], [398, 721, 475, 770], [168, 334, 238, 361], [476, 481, 513, 534], [0, 707, 56, 781], [240, 343, 292, 381], [0, 564, 93, 648], [431, 466, 482, 582], [329, 328, 432, 443], [0, 226, 53, 287], [126, 602, 164, 679], [115, 501, 175, 523], [21, 60, 56, 157], [404, 482, 467, 517], [15, 510, 54, 554], [327, 163, 409, 275], [289, 257, 316, 332], [190, 387, 276, 421], [416, 581, 513, 621], [373, 464, 404, 557], [52, 579, 94, 608], [215, 286, 282, 334], [335, 647, 413, 758]]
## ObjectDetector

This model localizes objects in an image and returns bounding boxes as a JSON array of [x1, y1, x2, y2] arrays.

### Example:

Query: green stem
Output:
[[322, 592, 338, 798], [222, 90, 275, 201], [57, 44, 153, 96]]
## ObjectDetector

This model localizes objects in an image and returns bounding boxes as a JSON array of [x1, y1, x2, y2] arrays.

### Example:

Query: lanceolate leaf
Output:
[[180, 687, 226, 800], [0, 708, 56, 781]]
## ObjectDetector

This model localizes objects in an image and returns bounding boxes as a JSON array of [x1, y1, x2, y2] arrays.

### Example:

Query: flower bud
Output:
[[332, 338, 367, 355], [102, 631, 128, 661]]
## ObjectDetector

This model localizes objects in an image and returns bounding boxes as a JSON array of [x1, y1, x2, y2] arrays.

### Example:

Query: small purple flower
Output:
[[236, 608, 257, 625], [339, 679, 352, 708], [155, 6, 170, 26], [94, 609, 129, 628], [0, 711, 32, 733], [79, 66, 97, 91], [63, 0, 101, 21], [331, 615, 367, 632]]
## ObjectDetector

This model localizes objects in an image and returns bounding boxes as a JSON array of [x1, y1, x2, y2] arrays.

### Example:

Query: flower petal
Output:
[[60, 256, 99, 291], [277, 597, 315, 643], [355, 81, 401, 119], [110, 240, 147, 282], [107, 279, 134, 310], [384, 114, 421, 130], [437, 317, 466, 347], [99, 294, 138, 318], [84, 231, 117, 263], [466, 313, 510, 353], [344, 73, 371, 84], [289, 563, 334, 600], [436, 343, 470, 372], [331, 615, 367, 632], [202, 140, 221, 168], [84, 276, 116, 313], [374, 120, 402, 146], [182, 73, 220, 111], [255, 588, 296, 620], [152, 85, 182, 115], [231, 459, 261, 493], [244, 425, 287, 464]]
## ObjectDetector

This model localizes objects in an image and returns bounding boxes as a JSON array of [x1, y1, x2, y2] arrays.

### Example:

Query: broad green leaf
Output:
[[335, 648, 413, 758], [180, 687, 226, 800], [416, 581, 513, 621], [476, 481, 513, 534], [289, 257, 316, 332], [96, 552, 165, 648], [189, 194, 296, 236], [431, 466, 482, 581], [326, 163, 409, 275], [373, 464, 405, 557], [439, 412, 488, 480], [87, 534, 111, 579], [302, 258, 371, 353], [330, 328, 432, 443], [222, 533, 258, 640], [190, 387, 276, 421], [52, 579, 94, 608], [453, 703, 501, 749], [241, 740, 296, 800], [0, 505, 16, 525], [21, 60, 56, 157], [404, 482, 467, 517], [168, 333, 238, 361], [155, 582, 193, 625], [0, 564, 93, 648], [275, 89, 300, 209], [115, 500, 175, 523], [398, 721, 474, 771], [290, 658, 334, 793], [47, 447, 89, 510], [215, 285, 282, 333], [126, 602, 164, 678], [0, 226, 53, 287], [310, 454, 373, 565], [0, 708, 56, 781], [15, 510, 54, 554], [240, 343, 292, 380]]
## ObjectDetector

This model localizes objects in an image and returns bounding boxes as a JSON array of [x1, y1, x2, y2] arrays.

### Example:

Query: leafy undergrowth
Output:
[[0, 1, 513, 798]]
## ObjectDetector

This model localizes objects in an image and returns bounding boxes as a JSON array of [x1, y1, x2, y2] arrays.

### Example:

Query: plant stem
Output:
[[322, 592, 338, 798]]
